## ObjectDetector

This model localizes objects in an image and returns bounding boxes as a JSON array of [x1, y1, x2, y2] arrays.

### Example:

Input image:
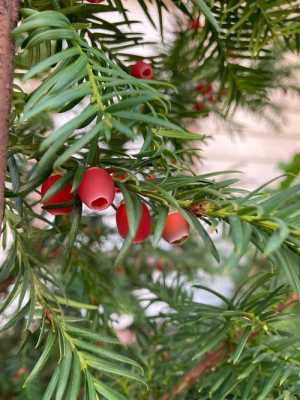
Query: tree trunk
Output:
[[0, 0, 20, 232]]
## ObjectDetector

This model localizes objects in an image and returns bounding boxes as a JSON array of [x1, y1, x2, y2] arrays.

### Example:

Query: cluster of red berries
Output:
[[193, 82, 214, 112], [40, 168, 189, 245]]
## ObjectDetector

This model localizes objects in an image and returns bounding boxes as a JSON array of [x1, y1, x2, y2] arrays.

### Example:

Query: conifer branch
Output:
[[160, 292, 300, 399]]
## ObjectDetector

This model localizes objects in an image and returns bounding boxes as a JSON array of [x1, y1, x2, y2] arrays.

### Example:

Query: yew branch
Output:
[[160, 292, 299, 400], [0, 0, 20, 231]]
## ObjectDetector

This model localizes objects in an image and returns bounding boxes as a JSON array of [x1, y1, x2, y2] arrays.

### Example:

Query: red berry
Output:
[[155, 259, 163, 271], [78, 167, 116, 211], [116, 201, 151, 243], [87, 0, 104, 3], [130, 61, 153, 80], [162, 211, 190, 245], [207, 94, 214, 103], [51, 248, 61, 257], [146, 175, 156, 181], [196, 82, 213, 95], [41, 174, 73, 215], [190, 17, 202, 31], [193, 102, 205, 112]]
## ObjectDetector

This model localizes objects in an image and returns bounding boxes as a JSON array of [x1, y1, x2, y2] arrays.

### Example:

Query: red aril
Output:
[[130, 61, 153, 80], [193, 102, 205, 112], [162, 211, 190, 244], [41, 174, 73, 215], [78, 167, 115, 211], [190, 17, 201, 31], [146, 175, 157, 181], [196, 82, 213, 95], [116, 201, 151, 243]]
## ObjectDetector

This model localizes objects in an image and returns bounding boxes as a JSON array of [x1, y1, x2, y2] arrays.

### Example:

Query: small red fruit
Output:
[[190, 17, 202, 31], [146, 175, 156, 181], [41, 174, 73, 215], [155, 259, 163, 272], [87, 0, 104, 3], [193, 102, 205, 112], [78, 167, 115, 211], [50, 246, 61, 258], [207, 93, 214, 103], [162, 211, 190, 245], [196, 82, 213, 95], [116, 201, 151, 243], [130, 61, 153, 80]]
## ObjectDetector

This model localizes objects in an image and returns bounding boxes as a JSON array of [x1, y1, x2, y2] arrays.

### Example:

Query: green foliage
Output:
[[3, 0, 300, 399], [279, 153, 300, 189]]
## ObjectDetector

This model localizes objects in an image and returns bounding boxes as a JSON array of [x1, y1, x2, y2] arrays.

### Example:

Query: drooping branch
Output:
[[0, 0, 20, 231], [160, 292, 299, 400]]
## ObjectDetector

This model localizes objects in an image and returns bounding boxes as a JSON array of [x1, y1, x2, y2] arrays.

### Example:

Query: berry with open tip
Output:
[[130, 61, 153, 80], [78, 167, 116, 211], [162, 211, 190, 245]]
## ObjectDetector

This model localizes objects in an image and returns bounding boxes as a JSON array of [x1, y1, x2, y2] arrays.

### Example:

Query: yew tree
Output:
[[2, 1, 300, 399]]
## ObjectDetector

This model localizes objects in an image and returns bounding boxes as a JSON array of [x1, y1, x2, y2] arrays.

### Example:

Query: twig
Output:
[[276, 292, 299, 313], [160, 345, 227, 400], [0, 0, 20, 231], [160, 292, 299, 399]]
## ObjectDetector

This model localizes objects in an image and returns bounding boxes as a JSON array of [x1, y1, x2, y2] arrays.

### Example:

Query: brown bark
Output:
[[276, 292, 299, 312], [160, 345, 227, 400], [0, 0, 20, 232], [160, 292, 299, 400]]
